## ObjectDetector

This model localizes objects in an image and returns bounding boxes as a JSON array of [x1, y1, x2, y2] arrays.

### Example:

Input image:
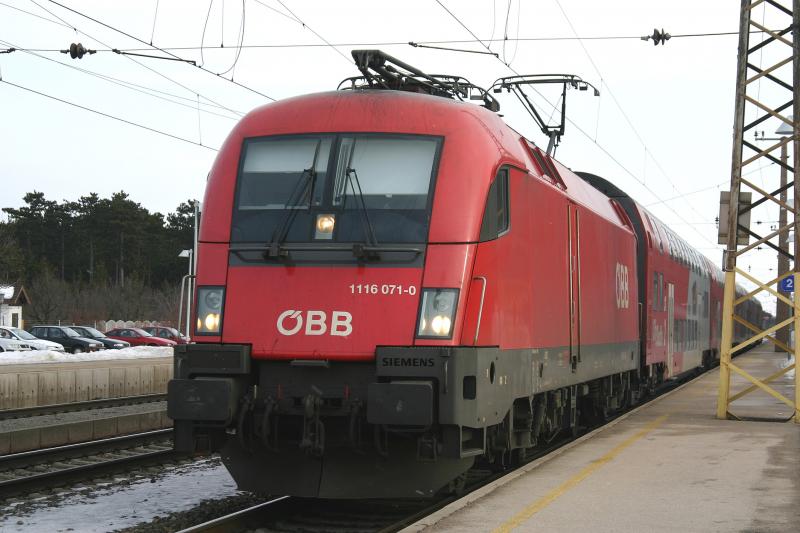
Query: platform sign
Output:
[[779, 275, 794, 293]]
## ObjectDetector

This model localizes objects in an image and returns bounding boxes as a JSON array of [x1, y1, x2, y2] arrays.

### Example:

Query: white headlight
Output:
[[417, 288, 459, 338], [430, 315, 452, 336], [197, 287, 224, 334], [204, 313, 220, 331]]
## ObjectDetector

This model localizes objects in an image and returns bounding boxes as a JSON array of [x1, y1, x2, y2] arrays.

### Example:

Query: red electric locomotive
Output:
[[168, 51, 762, 498]]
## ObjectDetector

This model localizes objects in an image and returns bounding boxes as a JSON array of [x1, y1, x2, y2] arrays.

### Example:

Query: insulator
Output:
[[66, 42, 96, 59], [650, 28, 672, 46]]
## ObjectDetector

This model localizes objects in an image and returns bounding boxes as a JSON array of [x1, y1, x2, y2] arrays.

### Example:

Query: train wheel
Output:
[[511, 447, 528, 467], [437, 473, 467, 497]]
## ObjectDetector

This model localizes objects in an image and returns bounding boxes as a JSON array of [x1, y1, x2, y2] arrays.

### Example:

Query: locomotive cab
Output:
[[168, 92, 523, 498]]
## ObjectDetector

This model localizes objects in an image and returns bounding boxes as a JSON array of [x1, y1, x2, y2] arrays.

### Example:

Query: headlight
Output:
[[115, 343, 123, 347], [196, 286, 225, 335], [416, 288, 459, 339], [315, 214, 336, 239]]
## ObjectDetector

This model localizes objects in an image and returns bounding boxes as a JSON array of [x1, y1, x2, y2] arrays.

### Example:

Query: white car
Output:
[[0, 336, 32, 352], [0, 326, 65, 352]]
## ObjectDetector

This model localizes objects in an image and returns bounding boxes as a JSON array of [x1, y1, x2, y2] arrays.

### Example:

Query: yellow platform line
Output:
[[492, 413, 670, 533]]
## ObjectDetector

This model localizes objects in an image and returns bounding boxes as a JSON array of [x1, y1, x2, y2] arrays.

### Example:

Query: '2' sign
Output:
[[779, 275, 794, 293]]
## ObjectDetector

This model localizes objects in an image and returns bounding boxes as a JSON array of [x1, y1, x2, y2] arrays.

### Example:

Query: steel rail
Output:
[[0, 393, 167, 421], [0, 428, 177, 499], [175, 497, 296, 533]]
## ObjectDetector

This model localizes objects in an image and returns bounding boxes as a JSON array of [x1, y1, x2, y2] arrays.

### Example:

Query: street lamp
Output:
[[178, 248, 193, 338], [754, 116, 794, 352]]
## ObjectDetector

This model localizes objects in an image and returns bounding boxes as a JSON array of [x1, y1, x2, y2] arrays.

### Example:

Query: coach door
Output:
[[567, 203, 581, 371], [667, 282, 675, 376]]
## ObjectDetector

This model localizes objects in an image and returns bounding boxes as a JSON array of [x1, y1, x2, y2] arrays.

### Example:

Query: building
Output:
[[0, 284, 30, 328]]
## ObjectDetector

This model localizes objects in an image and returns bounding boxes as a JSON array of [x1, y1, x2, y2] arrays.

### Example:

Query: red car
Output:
[[105, 327, 176, 347], [144, 326, 189, 344]]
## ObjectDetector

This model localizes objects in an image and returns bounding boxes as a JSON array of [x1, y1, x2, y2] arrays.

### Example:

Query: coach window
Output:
[[651, 274, 657, 311], [479, 168, 510, 241]]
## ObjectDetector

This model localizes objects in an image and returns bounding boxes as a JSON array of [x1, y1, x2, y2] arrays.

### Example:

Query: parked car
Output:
[[0, 328, 32, 352], [70, 326, 131, 350], [143, 326, 189, 344], [0, 326, 65, 352], [28, 325, 103, 354], [105, 328, 177, 347]]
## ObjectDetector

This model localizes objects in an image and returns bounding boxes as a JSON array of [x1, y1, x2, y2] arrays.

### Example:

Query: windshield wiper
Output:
[[345, 167, 380, 260], [267, 141, 324, 259], [266, 167, 314, 259]]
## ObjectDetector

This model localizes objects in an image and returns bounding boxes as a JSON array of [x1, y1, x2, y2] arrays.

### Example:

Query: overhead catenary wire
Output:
[[216, 0, 246, 77], [409, 42, 498, 56], [5, 33, 755, 55], [433, 0, 720, 249], [28, 0, 75, 31], [0, 1, 72, 30], [258, 0, 352, 64], [115, 29, 747, 48], [42, 0, 276, 102], [149, 0, 159, 45], [644, 162, 777, 208], [26, 0, 248, 117], [0, 0, 750, 52], [199, 0, 214, 67], [0, 38, 240, 121], [488, 0, 497, 52], [553, 0, 712, 228], [644, 181, 728, 207], [0, 78, 217, 151], [502, 0, 521, 66], [250, 0, 301, 24]]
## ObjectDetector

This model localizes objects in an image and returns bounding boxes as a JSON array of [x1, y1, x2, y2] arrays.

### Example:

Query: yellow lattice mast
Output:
[[717, 0, 800, 422]]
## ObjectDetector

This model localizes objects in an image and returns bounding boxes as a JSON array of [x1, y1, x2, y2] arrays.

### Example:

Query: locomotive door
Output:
[[667, 282, 675, 376], [567, 203, 581, 371]]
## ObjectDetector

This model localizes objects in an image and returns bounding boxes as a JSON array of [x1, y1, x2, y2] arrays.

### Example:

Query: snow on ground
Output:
[[0, 346, 173, 365], [0, 457, 239, 532]]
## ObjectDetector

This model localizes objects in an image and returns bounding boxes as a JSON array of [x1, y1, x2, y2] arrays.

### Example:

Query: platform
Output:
[[405, 345, 800, 533], [0, 400, 170, 453], [0, 355, 173, 409]]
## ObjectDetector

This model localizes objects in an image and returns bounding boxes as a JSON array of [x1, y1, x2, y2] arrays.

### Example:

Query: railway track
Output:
[[0, 428, 178, 499], [174, 451, 573, 533], [170, 365, 719, 533], [0, 393, 167, 421], [176, 496, 442, 533]]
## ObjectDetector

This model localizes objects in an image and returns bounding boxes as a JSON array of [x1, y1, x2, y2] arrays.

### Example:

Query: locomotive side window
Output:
[[479, 169, 510, 241]]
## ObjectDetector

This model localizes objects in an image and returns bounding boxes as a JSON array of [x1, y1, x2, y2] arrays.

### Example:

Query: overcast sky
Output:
[[0, 0, 791, 310]]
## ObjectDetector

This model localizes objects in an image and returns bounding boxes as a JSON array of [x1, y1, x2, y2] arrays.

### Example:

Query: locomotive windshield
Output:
[[231, 134, 440, 244]]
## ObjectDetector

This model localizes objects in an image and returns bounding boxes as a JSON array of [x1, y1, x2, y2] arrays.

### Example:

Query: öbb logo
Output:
[[615, 263, 630, 309], [277, 310, 353, 337]]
